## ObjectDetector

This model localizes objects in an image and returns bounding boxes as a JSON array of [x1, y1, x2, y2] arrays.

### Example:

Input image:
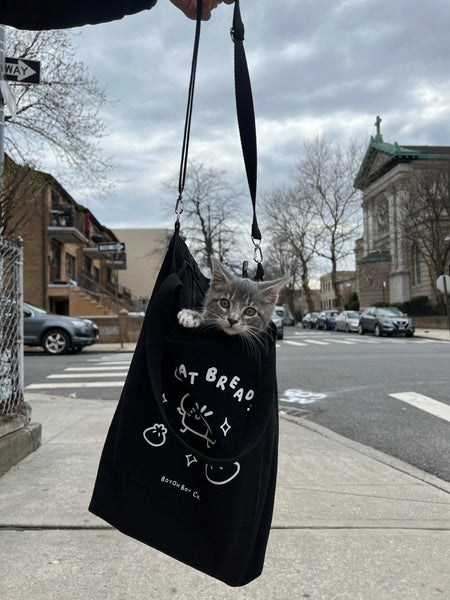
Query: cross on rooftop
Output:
[[374, 115, 382, 136]]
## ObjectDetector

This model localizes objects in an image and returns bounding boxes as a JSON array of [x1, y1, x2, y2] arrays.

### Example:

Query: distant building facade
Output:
[[354, 119, 450, 309], [114, 228, 170, 310], [319, 271, 357, 310]]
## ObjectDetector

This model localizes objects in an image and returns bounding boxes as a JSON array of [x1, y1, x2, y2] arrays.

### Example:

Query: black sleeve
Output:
[[0, 0, 158, 30]]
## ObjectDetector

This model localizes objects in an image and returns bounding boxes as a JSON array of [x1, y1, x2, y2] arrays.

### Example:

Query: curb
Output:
[[0, 421, 42, 476]]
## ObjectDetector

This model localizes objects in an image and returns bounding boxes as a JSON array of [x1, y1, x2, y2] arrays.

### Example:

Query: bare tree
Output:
[[402, 163, 450, 306], [165, 161, 247, 271], [0, 156, 45, 239], [5, 28, 113, 194], [262, 185, 321, 317], [293, 136, 362, 309]]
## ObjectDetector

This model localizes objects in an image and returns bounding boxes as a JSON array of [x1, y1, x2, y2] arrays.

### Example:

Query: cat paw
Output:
[[177, 309, 202, 329]]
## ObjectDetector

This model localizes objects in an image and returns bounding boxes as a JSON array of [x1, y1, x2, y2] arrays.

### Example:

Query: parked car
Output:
[[274, 306, 295, 326], [316, 310, 339, 330], [335, 310, 362, 333], [23, 302, 99, 354], [358, 306, 415, 337], [271, 310, 284, 339], [301, 312, 319, 329]]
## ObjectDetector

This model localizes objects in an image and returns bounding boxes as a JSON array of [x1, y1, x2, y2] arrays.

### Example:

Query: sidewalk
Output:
[[1, 393, 449, 599]]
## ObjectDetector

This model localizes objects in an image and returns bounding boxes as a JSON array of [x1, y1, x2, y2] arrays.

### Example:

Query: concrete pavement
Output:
[[1, 391, 449, 599]]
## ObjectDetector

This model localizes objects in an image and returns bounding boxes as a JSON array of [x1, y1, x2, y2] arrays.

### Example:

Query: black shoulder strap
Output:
[[176, 0, 263, 277], [231, 0, 261, 245]]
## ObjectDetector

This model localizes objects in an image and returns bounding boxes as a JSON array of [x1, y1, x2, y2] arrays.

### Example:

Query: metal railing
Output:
[[0, 237, 24, 416]]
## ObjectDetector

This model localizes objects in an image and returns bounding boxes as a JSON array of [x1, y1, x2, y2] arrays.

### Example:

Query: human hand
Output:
[[169, 0, 235, 21]]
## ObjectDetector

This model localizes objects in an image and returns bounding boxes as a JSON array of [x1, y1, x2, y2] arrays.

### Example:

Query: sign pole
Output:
[[443, 276, 450, 335], [112, 253, 123, 349], [0, 24, 5, 237]]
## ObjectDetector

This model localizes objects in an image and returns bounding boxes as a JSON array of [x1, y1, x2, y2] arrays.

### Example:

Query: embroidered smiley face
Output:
[[205, 462, 240, 486]]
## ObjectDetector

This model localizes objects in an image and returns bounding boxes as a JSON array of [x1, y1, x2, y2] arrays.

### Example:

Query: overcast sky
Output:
[[58, 0, 450, 231]]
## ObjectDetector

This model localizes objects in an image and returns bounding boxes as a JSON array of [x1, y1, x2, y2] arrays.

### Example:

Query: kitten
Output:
[[177, 258, 289, 349]]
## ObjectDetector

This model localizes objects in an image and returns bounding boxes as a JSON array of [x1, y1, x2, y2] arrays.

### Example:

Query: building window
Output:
[[413, 244, 421, 285], [65, 253, 76, 280], [93, 266, 100, 283], [84, 257, 92, 276], [49, 242, 61, 282], [106, 267, 113, 285]]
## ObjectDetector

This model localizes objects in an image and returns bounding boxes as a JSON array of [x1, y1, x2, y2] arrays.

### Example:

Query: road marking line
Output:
[[283, 340, 307, 347], [85, 361, 131, 366], [47, 372, 128, 379], [64, 366, 130, 371], [389, 392, 450, 424], [25, 381, 125, 389], [301, 339, 329, 346], [347, 338, 379, 343], [323, 338, 355, 344]]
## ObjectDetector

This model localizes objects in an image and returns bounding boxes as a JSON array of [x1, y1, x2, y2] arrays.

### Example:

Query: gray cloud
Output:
[[36, 0, 450, 229]]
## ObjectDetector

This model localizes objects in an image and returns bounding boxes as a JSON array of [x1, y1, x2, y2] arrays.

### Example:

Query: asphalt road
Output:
[[277, 328, 450, 482], [24, 328, 450, 481]]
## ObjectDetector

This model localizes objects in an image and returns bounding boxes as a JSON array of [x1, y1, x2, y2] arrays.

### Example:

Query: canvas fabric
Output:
[[89, 232, 279, 586]]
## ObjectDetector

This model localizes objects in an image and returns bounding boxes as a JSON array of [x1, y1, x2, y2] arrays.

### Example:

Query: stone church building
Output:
[[354, 118, 450, 309]]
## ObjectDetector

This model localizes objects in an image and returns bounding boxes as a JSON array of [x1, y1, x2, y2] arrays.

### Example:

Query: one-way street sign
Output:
[[97, 242, 125, 253], [4, 57, 41, 84]]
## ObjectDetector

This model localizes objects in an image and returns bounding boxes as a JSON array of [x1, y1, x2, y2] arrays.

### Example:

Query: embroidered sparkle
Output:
[[186, 454, 198, 467], [220, 418, 231, 437]]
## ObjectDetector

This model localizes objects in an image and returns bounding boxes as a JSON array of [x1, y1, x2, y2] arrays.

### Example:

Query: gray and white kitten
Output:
[[178, 258, 289, 345]]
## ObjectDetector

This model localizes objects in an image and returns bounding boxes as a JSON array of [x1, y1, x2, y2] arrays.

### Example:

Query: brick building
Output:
[[354, 118, 450, 309], [319, 271, 357, 310], [7, 165, 133, 316]]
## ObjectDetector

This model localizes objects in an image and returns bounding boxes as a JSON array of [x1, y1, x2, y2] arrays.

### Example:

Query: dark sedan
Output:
[[301, 312, 319, 329], [316, 310, 339, 330], [358, 307, 415, 337]]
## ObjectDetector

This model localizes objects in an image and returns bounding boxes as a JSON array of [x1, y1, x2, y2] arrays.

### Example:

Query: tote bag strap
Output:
[[175, 0, 264, 275], [144, 271, 277, 466], [231, 0, 262, 257]]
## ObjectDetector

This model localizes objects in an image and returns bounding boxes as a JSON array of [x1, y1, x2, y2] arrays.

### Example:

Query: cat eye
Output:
[[244, 307, 257, 317], [219, 298, 230, 309]]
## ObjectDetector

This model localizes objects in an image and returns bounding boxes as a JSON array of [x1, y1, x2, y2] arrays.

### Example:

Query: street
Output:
[[24, 328, 450, 481]]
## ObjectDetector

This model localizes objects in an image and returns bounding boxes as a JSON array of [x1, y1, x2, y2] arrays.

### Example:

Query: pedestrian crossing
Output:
[[25, 354, 132, 392], [278, 332, 448, 348]]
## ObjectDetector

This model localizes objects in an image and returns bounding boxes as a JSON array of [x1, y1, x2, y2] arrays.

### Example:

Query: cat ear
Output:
[[258, 277, 290, 304], [210, 257, 234, 285]]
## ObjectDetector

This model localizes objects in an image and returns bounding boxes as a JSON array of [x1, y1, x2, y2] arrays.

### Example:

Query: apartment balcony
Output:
[[48, 205, 88, 245], [82, 245, 104, 259]]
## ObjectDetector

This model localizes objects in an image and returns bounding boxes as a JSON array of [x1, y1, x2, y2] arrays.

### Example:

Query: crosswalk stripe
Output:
[[283, 340, 308, 347], [300, 339, 329, 345], [323, 338, 354, 344], [85, 360, 131, 366], [47, 372, 128, 379], [64, 366, 130, 371], [389, 392, 450, 423], [26, 381, 125, 389]]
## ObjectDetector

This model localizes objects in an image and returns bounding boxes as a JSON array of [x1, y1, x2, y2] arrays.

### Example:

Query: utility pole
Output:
[[0, 24, 6, 237]]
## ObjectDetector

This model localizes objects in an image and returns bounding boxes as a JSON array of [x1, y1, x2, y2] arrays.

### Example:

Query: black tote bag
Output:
[[89, 232, 279, 586]]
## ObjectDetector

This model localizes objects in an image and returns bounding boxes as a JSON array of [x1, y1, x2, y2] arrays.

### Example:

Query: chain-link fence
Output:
[[0, 237, 24, 416]]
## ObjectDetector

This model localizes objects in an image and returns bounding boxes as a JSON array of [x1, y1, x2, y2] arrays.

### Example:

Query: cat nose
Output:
[[228, 317, 238, 326]]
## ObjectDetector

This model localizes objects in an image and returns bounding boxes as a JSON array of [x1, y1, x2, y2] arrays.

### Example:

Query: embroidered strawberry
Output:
[[143, 424, 168, 447]]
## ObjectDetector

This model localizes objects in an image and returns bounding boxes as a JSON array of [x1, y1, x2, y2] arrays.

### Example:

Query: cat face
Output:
[[203, 259, 289, 337]]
